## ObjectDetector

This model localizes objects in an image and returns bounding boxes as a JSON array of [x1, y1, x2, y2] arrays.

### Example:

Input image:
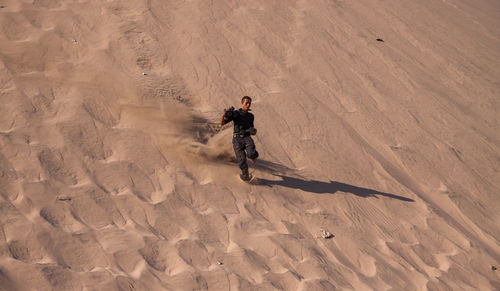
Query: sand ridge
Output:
[[0, 0, 499, 290]]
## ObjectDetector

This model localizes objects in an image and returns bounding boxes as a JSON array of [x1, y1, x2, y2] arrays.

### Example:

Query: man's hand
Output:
[[221, 106, 235, 125], [220, 109, 228, 125], [249, 127, 257, 135], [224, 106, 235, 117]]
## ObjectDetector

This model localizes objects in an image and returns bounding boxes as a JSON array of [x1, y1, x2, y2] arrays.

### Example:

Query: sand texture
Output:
[[0, 0, 499, 290]]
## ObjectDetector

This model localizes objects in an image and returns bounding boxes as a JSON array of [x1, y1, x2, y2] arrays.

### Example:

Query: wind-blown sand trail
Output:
[[0, 0, 499, 290]]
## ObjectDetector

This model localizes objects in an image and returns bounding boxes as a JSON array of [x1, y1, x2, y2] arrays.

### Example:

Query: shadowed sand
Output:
[[258, 175, 415, 202]]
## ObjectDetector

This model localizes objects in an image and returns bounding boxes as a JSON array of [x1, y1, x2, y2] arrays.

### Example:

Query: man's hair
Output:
[[241, 96, 252, 103]]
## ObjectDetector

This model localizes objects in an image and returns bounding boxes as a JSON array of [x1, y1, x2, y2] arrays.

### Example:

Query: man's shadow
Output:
[[253, 160, 413, 202], [257, 175, 413, 201]]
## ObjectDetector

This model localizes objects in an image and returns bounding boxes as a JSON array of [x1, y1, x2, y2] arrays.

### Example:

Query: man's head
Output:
[[241, 96, 252, 111]]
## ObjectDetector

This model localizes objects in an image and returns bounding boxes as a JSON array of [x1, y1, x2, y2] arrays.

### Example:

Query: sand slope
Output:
[[0, 0, 499, 290]]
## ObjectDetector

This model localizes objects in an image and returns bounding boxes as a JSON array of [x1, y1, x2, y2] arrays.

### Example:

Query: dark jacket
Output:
[[222, 109, 254, 135]]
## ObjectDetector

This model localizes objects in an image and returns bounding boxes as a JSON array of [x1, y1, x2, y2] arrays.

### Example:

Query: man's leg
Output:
[[233, 136, 250, 179], [244, 136, 259, 161]]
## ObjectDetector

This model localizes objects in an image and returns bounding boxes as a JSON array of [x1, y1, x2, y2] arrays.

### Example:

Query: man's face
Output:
[[242, 98, 251, 111]]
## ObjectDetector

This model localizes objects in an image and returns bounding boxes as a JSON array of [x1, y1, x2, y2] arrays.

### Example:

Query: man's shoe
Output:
[[239, 173, 254, 183]]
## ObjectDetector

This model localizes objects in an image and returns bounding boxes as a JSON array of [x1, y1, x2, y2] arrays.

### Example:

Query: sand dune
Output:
[[0, 0, 499, 290]]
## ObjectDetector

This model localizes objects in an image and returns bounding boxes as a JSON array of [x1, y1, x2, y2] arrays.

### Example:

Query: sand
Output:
[[0, 0, 499, 290]]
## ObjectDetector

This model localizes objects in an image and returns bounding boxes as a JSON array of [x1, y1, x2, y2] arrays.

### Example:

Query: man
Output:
[[221, 96, 259, 181]]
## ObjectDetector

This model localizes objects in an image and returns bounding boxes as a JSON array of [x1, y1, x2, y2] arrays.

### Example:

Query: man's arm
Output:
[[249, 114, 257, 135], [220, 106, 235, 125], [220, 109, 228, 126]]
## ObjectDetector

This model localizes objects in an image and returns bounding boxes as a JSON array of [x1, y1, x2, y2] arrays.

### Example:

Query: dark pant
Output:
[[233, 135, 259, 175]]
